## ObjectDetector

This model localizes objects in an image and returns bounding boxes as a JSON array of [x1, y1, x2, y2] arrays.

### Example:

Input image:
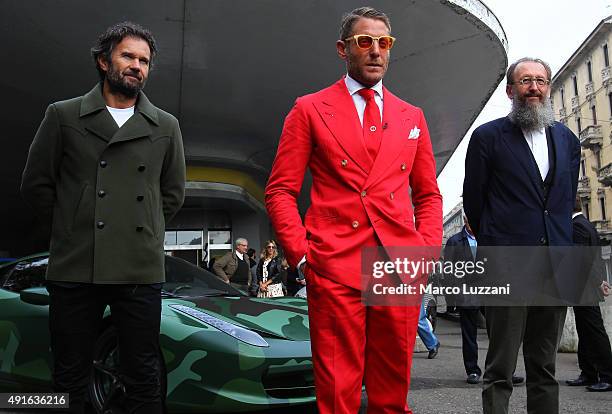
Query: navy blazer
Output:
[[463, 117, 580, 246]]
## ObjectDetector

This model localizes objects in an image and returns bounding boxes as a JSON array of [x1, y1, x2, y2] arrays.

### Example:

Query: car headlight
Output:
[[169, 304, 270, 347]]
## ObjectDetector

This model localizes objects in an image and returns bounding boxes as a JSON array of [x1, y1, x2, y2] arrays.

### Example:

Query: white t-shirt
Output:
[[107, 106, 135, 128]]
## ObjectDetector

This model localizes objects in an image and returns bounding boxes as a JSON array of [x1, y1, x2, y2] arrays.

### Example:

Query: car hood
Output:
[[166, 296, 310, 341]]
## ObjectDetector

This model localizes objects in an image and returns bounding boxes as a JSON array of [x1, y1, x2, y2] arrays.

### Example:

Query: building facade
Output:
[[551, 16, 612, 280]]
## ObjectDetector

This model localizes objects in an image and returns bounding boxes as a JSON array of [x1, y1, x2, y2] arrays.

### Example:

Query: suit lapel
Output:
[[501, 119, 544, 203], [313, 80, 371, 173], [364, 88, 410, 189]]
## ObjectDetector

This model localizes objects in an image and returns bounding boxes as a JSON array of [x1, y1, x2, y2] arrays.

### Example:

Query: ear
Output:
[[336, 40, 348, 60], [97, 56, 109, 73], [505, 84, 514, 100]]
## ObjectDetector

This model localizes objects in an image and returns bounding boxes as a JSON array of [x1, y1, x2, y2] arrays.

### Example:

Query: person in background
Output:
[[566, 197, 612, 392], [417, 296, 440, 359], [213, 238, 251, 291], [256, 240, 284, 298]]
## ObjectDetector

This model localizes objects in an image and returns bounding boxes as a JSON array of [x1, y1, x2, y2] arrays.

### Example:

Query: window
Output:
[[584, 201, 590, 220], [560, 87, 565, 108], [609, 92, 612, 117], [581, 158, 586, 176], [594, 149, 602, 171], [600, 197, 607, 221], [573, 75, 579, 96], [592, 105, 598, 125], [587, 61, 593, 82], [577, 117, 582, 133], [604, 44, 610, 67]]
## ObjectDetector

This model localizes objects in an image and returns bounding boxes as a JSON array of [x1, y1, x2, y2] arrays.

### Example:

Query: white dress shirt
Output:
[[522, 127, 549, 180], [344, 74, 384, 125]]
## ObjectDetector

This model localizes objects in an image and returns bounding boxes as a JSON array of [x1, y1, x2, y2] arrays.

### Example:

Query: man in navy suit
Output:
[[463, 57, 580, 413]]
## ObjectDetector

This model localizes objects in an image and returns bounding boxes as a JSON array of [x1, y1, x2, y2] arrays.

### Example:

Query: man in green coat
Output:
[[20, 22, 185, 414]]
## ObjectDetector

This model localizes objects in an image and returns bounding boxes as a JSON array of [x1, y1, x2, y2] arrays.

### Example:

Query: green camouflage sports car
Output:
[[0, 253, 315, 413]]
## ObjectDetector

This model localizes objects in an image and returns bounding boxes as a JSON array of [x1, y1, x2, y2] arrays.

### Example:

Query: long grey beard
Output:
[[509, 97, 555, 131]]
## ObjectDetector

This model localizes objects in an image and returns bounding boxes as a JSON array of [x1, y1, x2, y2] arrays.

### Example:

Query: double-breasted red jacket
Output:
[[266, 79, 442, 289]]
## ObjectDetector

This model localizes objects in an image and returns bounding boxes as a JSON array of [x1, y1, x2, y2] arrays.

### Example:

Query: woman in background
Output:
[[256, 240, 285, 298]]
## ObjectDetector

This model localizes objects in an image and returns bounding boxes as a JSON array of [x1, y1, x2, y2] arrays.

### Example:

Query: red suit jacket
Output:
[[266, 79, 442, 289]]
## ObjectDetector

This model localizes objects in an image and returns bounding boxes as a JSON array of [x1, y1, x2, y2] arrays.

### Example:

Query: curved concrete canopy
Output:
[[0, 0, 507, 255]]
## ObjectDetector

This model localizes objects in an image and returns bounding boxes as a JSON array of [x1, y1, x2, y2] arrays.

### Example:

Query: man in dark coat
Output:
[[566, 199, 612, 392], [444, 218, 483, 383], [21, 22, 185, 414], [213, 237, 251, 291], [463, 57, 580, 413]]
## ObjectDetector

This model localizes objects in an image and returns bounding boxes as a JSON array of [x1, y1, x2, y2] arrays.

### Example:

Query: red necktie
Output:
[[358, 88, 382, 162]]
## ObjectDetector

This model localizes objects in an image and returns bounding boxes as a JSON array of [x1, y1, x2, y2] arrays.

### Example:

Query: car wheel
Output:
[[89, 327, 166, 414], [426, 300, 437, 332]]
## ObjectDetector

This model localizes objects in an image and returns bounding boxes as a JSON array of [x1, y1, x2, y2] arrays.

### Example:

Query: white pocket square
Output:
[[408, 126, 420, 139]]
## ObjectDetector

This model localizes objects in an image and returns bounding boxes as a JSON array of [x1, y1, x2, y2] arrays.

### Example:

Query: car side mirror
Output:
[[20, 287, 50, 306]]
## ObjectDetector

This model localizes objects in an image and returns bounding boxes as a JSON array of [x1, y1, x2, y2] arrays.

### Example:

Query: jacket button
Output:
[[96, 221, 105, 229], [136, 195, 144, 202], [97, 190, 106, 198], [390, 192, 394, 200], [136, 226, 144, 232], [544, 210, 549, 216], [539, 237, 546, 244], [401, 163, 406, 171], [341, 159, 348, 167], [100, 160, 107, 168], [352, 220, 359, 229], [138, 165, 146, 172], [361, 190, 367, 197]]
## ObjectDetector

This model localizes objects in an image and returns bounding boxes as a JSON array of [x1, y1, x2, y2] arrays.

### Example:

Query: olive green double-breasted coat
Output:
[[21, 84, 186, 284]]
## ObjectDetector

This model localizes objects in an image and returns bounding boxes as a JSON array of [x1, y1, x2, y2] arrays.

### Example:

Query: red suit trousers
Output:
[[306, 268, 420, 414]]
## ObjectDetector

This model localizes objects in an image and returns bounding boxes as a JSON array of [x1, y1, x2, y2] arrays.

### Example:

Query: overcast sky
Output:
[[437, 0, 612, 216]]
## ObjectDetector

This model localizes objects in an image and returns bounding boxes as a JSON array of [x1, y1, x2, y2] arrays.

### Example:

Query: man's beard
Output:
[[105, 63, 146, 98], [508, 92, 555, 131]]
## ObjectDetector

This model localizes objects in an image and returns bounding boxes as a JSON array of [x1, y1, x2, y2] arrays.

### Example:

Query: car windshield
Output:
[[164, 255, 243, 298]]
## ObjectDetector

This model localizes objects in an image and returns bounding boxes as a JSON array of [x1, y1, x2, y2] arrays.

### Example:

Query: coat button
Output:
[[100, 160, 107, 168], [539, 237, 546, 244], [96, 221, 105, 229], [352, 220, 359, 229], [97, 190, 106, 198], [136, 195, 144, 202], [390, 192, 394, 200], [544, 210, 549, 216], [361, 190, 367, 197], [341, 159, 348, 167], [401, 163, 406, 171], [136, 226, 144, 232], [138, 165, 146, 172]]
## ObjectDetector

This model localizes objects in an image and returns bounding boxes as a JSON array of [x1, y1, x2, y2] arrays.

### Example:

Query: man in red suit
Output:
[[265, 7, 442, 413]]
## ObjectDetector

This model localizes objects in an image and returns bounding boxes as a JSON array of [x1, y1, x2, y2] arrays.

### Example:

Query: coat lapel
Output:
[[313, 80, 371, 174], [364, 88, 410, 189], [79, 84, 159, 145], [501, 118, 545, 203], [110, 91, 158, 145], [80, 84, 117, 142]]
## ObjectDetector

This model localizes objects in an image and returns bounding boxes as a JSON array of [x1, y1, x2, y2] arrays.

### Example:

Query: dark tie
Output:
[[357, 88, 382, 162]]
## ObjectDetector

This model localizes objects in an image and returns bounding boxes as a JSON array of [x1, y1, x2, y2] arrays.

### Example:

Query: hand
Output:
[[296, 278, 306, 286], [601, 281, 610, 297]]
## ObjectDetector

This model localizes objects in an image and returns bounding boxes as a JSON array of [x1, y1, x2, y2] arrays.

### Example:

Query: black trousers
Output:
[[482, 306, 566, 414], [573, 305, 612, 383], [48, 283, 163, 414], [459, 307, 481, 376]]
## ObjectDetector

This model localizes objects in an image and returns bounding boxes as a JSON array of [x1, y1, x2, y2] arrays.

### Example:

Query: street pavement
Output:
[[405, 316, 611, 414]]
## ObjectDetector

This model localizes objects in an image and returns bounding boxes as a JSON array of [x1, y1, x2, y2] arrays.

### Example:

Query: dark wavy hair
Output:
[[91, 21, 157, 81]]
